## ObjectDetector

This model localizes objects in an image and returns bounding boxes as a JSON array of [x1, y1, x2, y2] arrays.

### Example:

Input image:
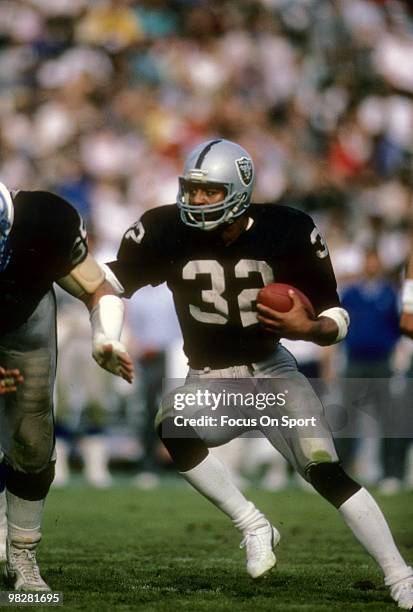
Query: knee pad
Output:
[[307, 462, 361, 508], [157, 418, 208, 471], [5, 462, 55, 501]]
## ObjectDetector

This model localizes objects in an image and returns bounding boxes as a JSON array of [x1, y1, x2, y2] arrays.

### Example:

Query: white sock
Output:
[[6, 491, 43, 546], [339, 488, 412, 585], [181, 453, 268, 533]]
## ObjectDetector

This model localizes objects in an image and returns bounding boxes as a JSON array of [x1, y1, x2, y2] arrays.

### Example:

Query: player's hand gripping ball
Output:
[[257, 283, 315, 317]]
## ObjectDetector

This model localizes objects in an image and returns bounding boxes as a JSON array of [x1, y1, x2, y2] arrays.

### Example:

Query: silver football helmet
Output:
[[0, 182, 14, 271], [177, 139, 255, 230]]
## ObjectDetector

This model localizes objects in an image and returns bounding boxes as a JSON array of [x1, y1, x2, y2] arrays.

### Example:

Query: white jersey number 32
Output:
[[182, 259, 274, 327]]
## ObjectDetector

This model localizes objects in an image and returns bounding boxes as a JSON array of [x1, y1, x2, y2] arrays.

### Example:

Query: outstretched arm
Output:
[[82, 279, 134, 384], [57, 255, 134, 383]]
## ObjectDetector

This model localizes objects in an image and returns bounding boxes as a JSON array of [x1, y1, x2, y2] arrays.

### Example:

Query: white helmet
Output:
[[0, 182, 14, 271], [177, 139, 255, 230]]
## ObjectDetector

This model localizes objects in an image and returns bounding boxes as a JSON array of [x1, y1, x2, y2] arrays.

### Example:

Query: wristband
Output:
[[318, 307, 350, 342]]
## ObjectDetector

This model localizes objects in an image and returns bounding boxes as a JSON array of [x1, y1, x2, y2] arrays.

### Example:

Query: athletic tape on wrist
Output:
[[90, 295, 124, 341]]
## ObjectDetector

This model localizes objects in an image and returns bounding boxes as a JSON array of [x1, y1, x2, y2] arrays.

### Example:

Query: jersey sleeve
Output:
[[282, 213, 340, 314], [30, 191, 89, 278], [107, 211, 167, 297]]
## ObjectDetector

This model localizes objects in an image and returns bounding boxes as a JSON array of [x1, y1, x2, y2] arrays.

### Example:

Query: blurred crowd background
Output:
[[1, 0, 413, 493]]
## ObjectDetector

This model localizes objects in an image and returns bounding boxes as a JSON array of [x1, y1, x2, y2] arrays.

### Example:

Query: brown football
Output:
[[257, 283, 315, 317]]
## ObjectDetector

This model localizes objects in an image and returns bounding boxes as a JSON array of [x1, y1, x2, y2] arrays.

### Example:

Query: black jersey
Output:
[[109, 203, 340, 368], [0, 190, 88, 335]]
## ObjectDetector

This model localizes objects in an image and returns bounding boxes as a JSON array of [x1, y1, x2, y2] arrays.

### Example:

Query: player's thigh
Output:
[[157, 376, 254, 447], [0, 292, 57, 472], [254, 346, 338, 478]]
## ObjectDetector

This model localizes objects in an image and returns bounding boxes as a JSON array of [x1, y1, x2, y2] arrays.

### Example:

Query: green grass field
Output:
[[10, 481, 413, 611]]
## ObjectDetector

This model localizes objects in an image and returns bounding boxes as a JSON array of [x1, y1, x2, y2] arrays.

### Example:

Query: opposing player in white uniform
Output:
[[109, 140, 413, 609], [0, 183, 133, 591]]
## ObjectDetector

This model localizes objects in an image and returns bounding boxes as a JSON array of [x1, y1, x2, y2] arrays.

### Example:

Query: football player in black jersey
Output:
[[0, 182, 134, 591], [108, 139, 412, 609]]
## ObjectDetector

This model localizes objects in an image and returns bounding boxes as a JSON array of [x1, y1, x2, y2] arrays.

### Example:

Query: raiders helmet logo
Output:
[[235, 156, 253, 186]]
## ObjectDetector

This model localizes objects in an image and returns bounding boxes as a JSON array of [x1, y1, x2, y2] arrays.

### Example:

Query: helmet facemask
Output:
[[177, 177, 250, 231]]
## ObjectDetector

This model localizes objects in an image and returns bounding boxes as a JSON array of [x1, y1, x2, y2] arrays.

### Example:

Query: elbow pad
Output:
[[318, 307, 350, 343], [57, 255, 105, 298]]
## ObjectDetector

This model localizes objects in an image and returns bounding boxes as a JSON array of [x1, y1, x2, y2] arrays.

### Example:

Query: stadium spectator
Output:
[[338, 248, 405, 491]]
